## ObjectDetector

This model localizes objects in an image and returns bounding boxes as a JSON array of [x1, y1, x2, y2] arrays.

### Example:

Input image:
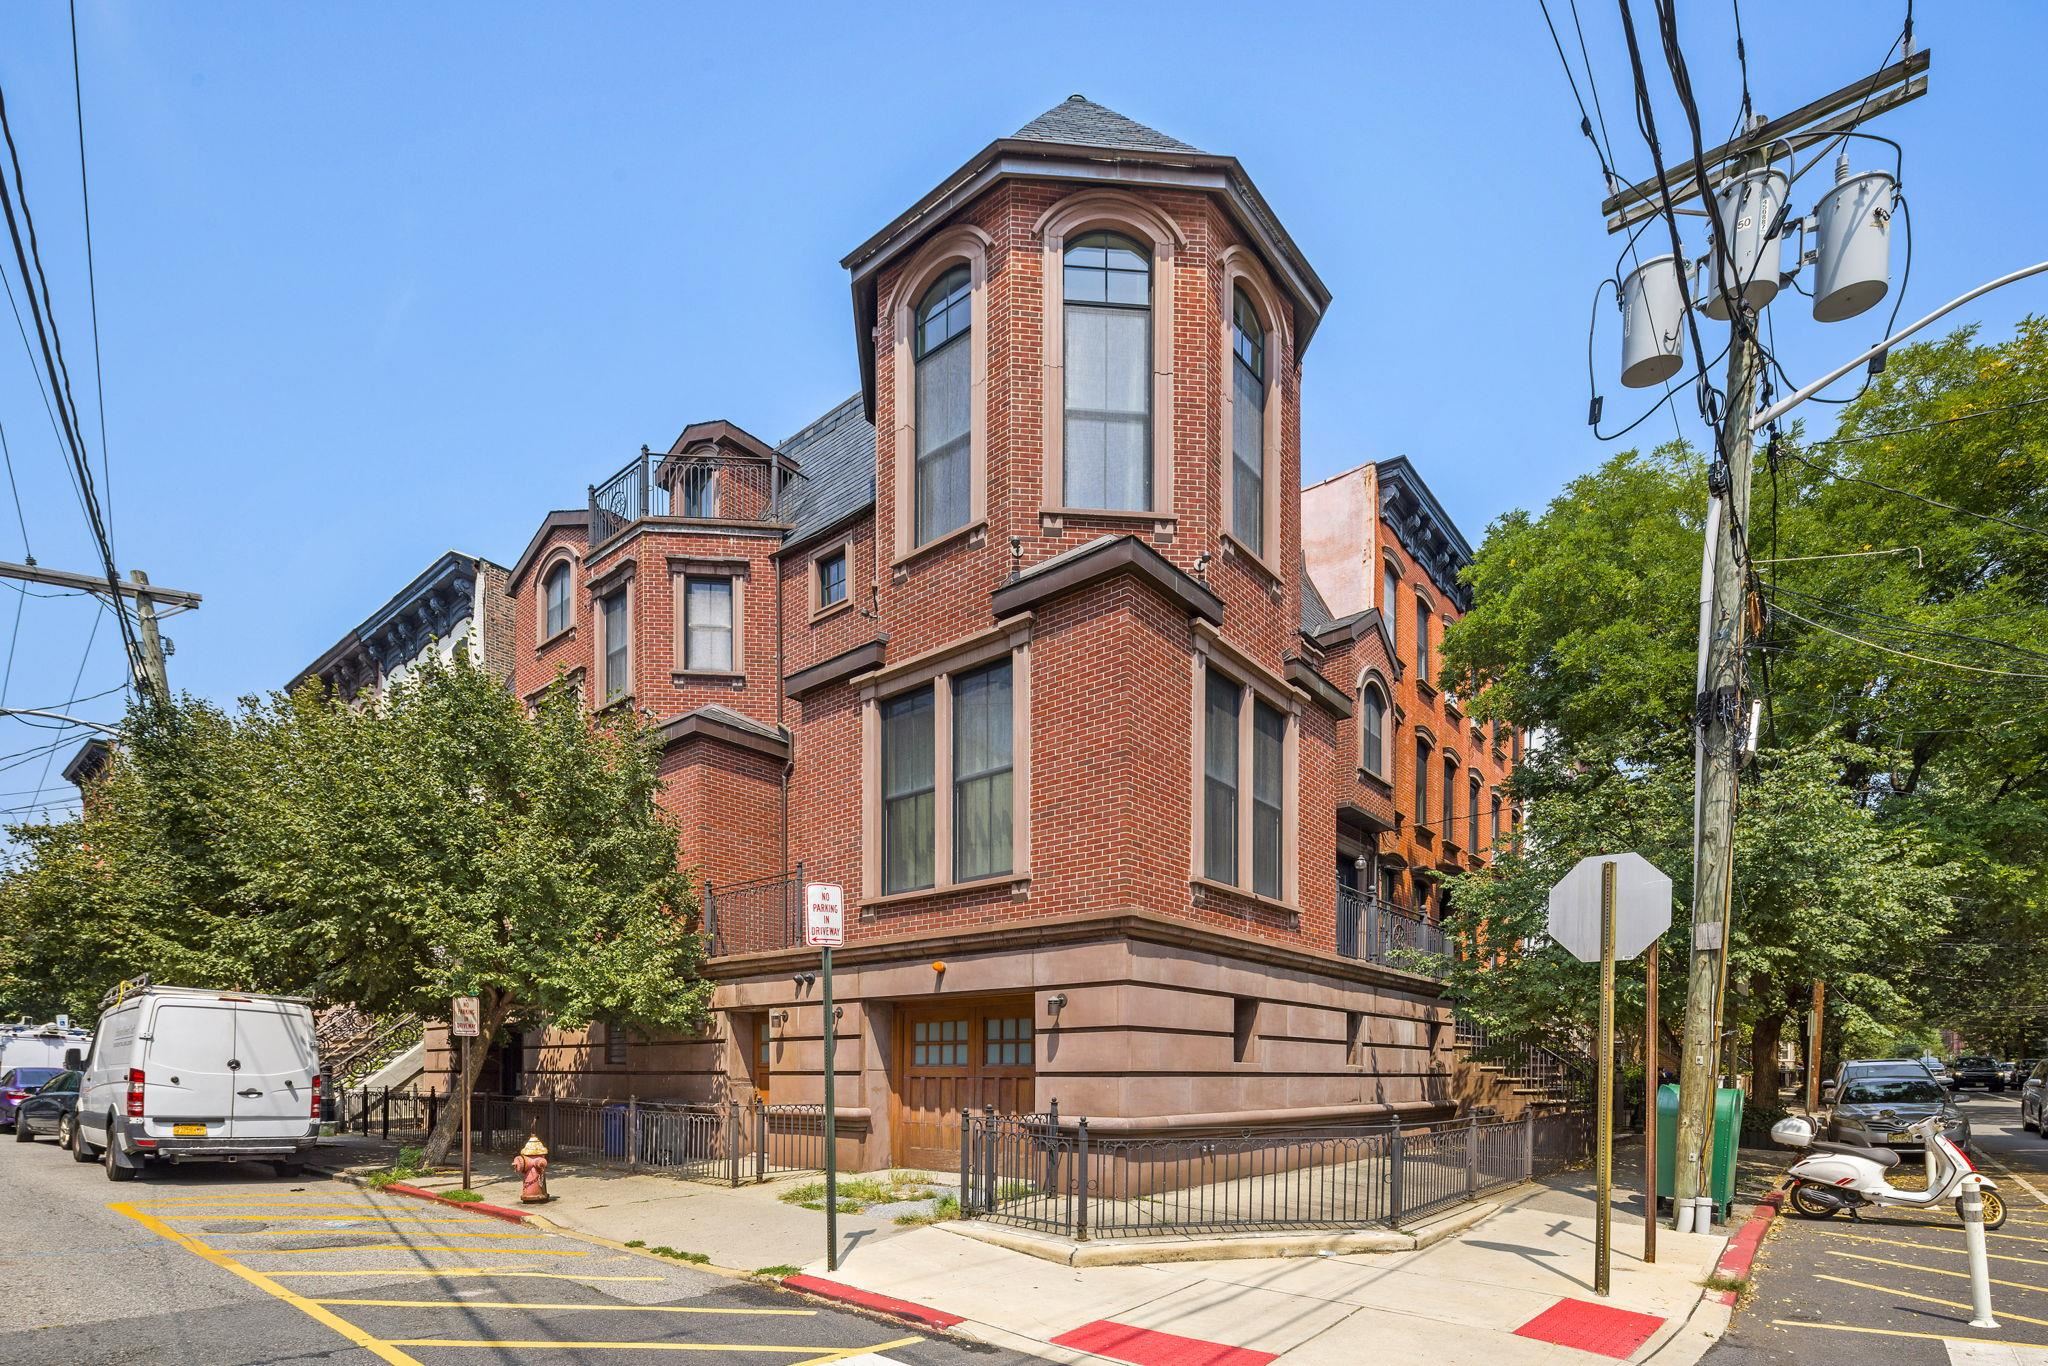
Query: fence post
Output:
[[1074, 1117, 1090, 1241], [381, 1087, 391, 1141], [547, 1097, 558, 1153], [727, 1102, 742, 1187], [1523, 1108, 1536, 1178], [1044, 1097, 1060, 1197], [358, 1088, 369, 1136], [427, 1087, 438, 1135], [754, 1099, 767, 1184], [1389, 1124, 1406, 1226], [958, 1110, 973, 1215], [1466, 1115, 1479, 1198], [627, 1094, 639, 1171]]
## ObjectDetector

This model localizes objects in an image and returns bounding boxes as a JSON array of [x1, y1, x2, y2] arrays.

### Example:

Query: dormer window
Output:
[[1230, 288, 1266, 556], [1062, 232, 1152, 511], [680, 461, 719, 519], [914, 265, 973, 545], [543, 562, 571, 639]]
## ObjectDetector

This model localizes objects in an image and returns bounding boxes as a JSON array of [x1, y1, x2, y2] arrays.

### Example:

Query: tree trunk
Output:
[[1749, 1010, 1785, 1107], [422, 989, 514, 1168]]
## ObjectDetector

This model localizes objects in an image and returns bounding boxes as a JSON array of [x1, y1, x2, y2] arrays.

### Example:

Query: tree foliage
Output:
[[1443, 320, 2048, 1067]]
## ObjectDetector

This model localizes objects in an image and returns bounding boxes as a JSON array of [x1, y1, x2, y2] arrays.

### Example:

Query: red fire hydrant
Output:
[[512, 1135, 552, 1204]]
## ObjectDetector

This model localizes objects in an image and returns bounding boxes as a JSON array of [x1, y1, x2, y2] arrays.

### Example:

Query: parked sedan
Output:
[[1828, 1074, 1972, 1153], [2022, 1061, 2047, 1136], [1953, 1056, 2005, 1091], [10, 1069, 79, 1145], [0, 1066, 65, 1130], [1822, 1057, 1937, 1105]]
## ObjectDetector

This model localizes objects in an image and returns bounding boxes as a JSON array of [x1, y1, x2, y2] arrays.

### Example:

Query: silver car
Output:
[[2022, 1060, 2047, 1136], [1828, 1074, 1971, 1153]]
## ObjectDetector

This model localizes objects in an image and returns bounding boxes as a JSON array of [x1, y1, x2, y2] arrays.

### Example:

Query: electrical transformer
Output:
[[1620, 253, 1687, 388], [1700, 166, 1788, 320], [1811, 163, 1896, 323]]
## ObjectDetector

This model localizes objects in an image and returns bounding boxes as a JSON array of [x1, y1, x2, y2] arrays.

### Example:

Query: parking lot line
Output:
[[1769, 1321, 2016, 1347], [174, 1212, 501, 1224], [223, 1242, 589, 1256], [1814, 1274, 2048, 1329], [1980, 1156, 2048, 1207], [109, 1200, 423, 1366], [1825, 1247, 2048, 1294], [382, 1339, 922, 1354], [310, 1298, 820, 1316], [267, 1268, 661, 1281], [243, 1224, 541, 1238]]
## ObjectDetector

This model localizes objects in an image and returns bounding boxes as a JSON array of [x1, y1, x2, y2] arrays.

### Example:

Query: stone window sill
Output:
[[1220, 533, 1282, 589], [809, 598, 854, 625], [893, 521, 986, 572], [1039, 508, 1177, 540], [1190, 876, 1300, 918], [859, 872, 1030, 914], [537, 625, 576, 652], [673, 670, 745, 687]]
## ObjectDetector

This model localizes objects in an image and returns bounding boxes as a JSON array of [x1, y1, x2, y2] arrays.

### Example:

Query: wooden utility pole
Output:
[[0, 559, 197, 706], [1806, 980, 1826, 1112], [129, 570, 171, 703]]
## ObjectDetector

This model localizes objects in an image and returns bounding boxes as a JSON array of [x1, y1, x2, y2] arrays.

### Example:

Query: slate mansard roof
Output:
[[1011, 95, 1202, 154]]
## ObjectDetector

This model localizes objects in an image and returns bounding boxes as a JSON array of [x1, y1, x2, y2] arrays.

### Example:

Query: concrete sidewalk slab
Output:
[[1098, 1281, 1361, 1355]]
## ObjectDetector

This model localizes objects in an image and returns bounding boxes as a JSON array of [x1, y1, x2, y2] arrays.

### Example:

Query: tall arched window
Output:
[[914, 265, 973, 545], [1063, 232, 1152, 510], [1231, 288, 1266, 555], [543, 562, 571, 638], [1360, 681, 1388, 778]]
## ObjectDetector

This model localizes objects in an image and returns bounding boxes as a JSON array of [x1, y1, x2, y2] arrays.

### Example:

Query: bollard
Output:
[[1960, 1186, 1999, 1328]]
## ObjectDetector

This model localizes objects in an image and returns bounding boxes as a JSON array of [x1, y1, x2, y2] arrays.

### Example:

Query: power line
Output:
[[68, 0, 111, 535], [21, 601, 102, 816], [1772, 443, 2048, 542], [1769, 601, 2048, 681], [1794, 393, 2048, 449], [1766, 583, 2048, 665]]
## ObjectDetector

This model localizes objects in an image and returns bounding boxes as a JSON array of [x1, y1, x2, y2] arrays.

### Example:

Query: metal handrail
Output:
[[1336, 887, 1450, 976]]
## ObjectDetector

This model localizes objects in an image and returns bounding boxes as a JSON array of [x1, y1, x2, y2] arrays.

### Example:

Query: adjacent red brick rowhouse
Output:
[[431, 98, 1519, 1169]]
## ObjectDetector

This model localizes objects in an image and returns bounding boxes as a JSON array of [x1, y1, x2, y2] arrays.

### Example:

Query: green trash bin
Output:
[[1655, 1083, 1742, 1220]]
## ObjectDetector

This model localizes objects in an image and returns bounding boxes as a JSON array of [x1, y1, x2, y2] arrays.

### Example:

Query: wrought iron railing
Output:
[[1453, 1013, 1596, 1110], [589, 448, 671, 547], [704, 865, 806, 958], [1337, 888, 1451, 976], [959, 1106, 1590, 1240]]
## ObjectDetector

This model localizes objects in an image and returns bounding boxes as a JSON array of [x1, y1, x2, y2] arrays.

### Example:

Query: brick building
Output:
[[454, 98, 1517, 1168], [292, 549, 515, 703]]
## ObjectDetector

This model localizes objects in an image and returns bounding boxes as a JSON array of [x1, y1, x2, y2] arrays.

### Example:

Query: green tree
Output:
[[228, 656, 709, 1163]]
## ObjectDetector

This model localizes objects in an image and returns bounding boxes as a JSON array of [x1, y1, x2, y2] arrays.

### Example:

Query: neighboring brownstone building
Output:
[[445, 98, 1519, 1169]]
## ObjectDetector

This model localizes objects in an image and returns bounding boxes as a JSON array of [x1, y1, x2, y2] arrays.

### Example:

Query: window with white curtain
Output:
[[1203, 671, 1240, 884], [602, 591, 629, 702], [1063, 232, 1152, 510], [543, 563, 571, 638], [881, 686, 937, 894], [684, 577, 734, 672], [1230, 288, 1266, 556], [1251, 700, 1284, 898], [951, 660, 1013, 882], [914, 266, 972, 544], [1360, 682, 1388, 778]]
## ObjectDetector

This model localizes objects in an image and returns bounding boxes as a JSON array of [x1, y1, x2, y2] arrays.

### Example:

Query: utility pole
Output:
[[1593, 45, 1930, 1228], [0, 559, 198, 707]]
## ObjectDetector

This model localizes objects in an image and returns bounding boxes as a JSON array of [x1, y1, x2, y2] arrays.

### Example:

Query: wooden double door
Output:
[[894, 997, 1035, 1171]]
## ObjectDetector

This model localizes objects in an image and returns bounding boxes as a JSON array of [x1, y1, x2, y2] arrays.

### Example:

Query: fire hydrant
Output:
[[512, 1135, 551, 1204]]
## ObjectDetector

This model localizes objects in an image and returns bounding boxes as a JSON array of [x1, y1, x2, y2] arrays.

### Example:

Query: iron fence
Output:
[[960, 1106, 1591, 1240], [705, 866, 806, 958], [589, 448, 671, 547], [331, 1088, 825, 1187], [1336, 888, 1451, 977]]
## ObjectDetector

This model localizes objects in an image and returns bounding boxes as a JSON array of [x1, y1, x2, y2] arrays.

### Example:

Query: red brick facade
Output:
[[440, 99, 1517, 1164]]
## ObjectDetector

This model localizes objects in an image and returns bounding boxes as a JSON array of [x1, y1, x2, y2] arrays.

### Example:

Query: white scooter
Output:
[[1773, 1111, 2006, 1229]]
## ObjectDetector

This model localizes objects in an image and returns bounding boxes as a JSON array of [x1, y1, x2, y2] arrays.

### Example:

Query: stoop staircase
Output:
[[1451, 1013, 1593, 1119], [315, 1005, 425, 1089]]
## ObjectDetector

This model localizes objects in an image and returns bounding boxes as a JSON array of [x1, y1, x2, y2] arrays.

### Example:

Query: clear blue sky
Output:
[[0, 1, 2040, 820]]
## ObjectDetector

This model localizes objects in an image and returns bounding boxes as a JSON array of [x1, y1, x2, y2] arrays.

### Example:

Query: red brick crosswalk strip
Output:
[[1512, 1298, 1665, 1358], [1051, 1320, 1279, 1366]]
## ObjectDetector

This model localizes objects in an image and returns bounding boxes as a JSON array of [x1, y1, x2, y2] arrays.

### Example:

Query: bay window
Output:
[[914, 266, 973, 544], [881, 687, 937, 894], [601, 590, 629, 703], [683, 576, 734, 672], [1360, 680, 1388, 779], [1063, 231, 1152, 510], [1202, 673, 1240, 884], [1230, 288, 1266, 556], [951, 660, 1014, 883], [1197, 657, 1296, 904]]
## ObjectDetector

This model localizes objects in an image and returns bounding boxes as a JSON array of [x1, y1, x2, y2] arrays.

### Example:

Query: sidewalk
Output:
[[799, 1165, 1736, 1365]]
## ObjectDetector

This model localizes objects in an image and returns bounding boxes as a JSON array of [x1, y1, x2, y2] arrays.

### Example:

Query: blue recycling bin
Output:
[[602, 1104, 628, 1159]]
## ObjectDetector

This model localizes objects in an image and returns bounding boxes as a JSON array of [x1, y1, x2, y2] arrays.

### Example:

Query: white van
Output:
[[74, 983, 322, 1181], [0, 1023, 92, 1075]]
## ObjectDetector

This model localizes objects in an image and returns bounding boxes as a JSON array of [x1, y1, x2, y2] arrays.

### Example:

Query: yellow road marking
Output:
[[786, 1338, 926, 1366], [167, 1213, 492, 1224], [1981, 1154, 2048, 1208], [384, 1341, 911, 1353], [128, 1197, 388, 1207], [243, 1225, 538, 1238], [312, 1297, 816, 1315], [1809, 1229, 2048, 1267], [269, 1269, 661, 1281], [1814, 1274, 2048, 1328], [223, 1243, 587, 1256], [1770, 1320, 2026, 1346], [1825, 1248, 2048, 1294], [110, 1201, 422, 1366]]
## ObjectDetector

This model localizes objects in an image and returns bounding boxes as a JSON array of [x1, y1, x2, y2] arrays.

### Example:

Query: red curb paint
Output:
[[1707, 1190, 1782, 1304], [1513, 1298, 1666, 1359], [782, 1275, 962, 1330], [1051, 1320, 1279, 1366], [381, 1181, 531, 1224]]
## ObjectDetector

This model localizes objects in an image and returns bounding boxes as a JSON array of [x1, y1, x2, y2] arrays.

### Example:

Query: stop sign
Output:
[[1546, 852, 1674, 963]]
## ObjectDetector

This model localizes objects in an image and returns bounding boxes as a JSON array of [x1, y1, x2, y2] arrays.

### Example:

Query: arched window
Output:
[[680, 461, 719, 519], [543, 562, 571, 638], [1468, 774, 1482, 851], [914, 265, 973, 544], [1230, 288, 1266, 554], [1360, 681, 1388, 778], [1063, 231, 1152, 510]]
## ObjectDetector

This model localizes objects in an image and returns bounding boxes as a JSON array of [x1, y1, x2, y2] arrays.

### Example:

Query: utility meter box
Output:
[[1655, 1083, 1742, 1220]]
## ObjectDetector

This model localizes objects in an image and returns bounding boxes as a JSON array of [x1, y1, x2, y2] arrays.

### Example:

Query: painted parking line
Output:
[[109, 1201, 423, 1366], [1825, 1247, 2048, 1295], [382, 1339, 925, 1356], [242, 1224, 542, 1238], [1982, 1155, 2048, 1208], [220, 1242, 590, 1256], [266, 1268, 661, 1281], [1771, 1321, 2029, 1348], [1814, 1274, 2048, 1329], [311, 1297, 818, 1316], [176, 1212, 507, 1225]]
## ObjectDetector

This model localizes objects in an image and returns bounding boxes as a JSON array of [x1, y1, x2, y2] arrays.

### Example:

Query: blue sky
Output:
[[0, 1, 2040, 820]]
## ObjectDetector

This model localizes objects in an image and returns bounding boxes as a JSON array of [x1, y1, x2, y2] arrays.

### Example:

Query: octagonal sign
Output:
[[1546, 852, 1674, 963]]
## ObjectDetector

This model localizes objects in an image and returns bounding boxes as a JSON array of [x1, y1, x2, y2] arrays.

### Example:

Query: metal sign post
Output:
[[452, 996, 480, 1191], [1548, 852, 1674, 1295], [1644, 943, 1658, 1265], [805, 884, 845, 1271]]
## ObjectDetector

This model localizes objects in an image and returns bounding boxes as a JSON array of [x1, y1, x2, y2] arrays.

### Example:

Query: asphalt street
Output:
[[1708, 1089, 2048, 1366], [0, 1133, 1037, 1366]]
